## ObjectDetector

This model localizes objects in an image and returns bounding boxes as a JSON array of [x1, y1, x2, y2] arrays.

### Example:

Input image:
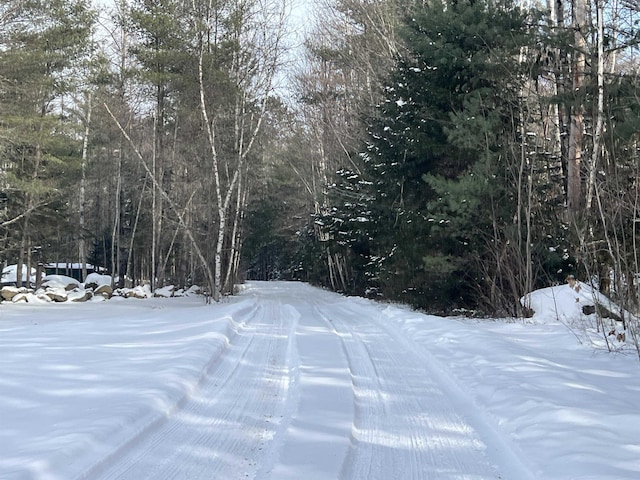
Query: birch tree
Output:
[[295, 0, 407, 290], [194, 0, 288, 300]]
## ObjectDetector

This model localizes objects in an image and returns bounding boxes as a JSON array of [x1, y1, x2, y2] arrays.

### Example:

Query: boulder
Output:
[[42, 275, 80, 291], [68, 289, 93, 302], [36, 293, 53, 303], [154, 285, 175, 298], [131, 284, 152, 299], [45, 287, 69, 302], [84, 273, 113, 290], [12, 292, 29, 303], [186, 285, 203, 296], [94, 284, 113, 298], [1, 286, 21, 301], [127, 289, 147, 299]]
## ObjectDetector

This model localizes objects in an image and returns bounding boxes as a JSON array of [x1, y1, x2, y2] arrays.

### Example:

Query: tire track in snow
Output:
[[372, 305, 538, 480], [262, 301, 355, 480], [312, 306, 387, 480], [323, 299, 533, 480], [70, 301, 260, 480], [83, 299, 296, 480], [68, 282, 535, 480]]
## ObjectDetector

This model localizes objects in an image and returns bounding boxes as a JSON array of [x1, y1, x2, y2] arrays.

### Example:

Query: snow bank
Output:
[[376, 285, 640, 480], [0, 297, 244, 479], [521, 279, 630, 348], [523, 280, 609, 324]]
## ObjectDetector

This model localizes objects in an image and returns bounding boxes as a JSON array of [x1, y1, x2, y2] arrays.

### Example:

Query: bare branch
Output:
[[103, 102, 216, 297]]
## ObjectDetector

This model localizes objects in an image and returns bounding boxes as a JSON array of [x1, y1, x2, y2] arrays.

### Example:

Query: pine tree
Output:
[[333, 0, 535, 311], [0, 0, 95, 283]]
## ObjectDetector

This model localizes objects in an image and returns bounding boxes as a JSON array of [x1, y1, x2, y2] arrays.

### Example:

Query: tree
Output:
[[327, 0, 536, 312], [192, 0, 289, 300], [566, 0, 588, 217], [293, 0, 409, 291], [127, 0, 191, 289], [96, 0, 289, 298], [0, 0, 95, 284]]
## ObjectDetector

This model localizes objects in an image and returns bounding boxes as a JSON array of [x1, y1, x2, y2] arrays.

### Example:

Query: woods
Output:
[[272, 0, 640, 323], [1, 0, 288, 299], [2, 0, 640, 325]]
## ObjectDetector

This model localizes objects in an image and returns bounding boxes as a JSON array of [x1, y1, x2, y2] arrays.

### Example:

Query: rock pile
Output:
[[0, 274, 203, 304]]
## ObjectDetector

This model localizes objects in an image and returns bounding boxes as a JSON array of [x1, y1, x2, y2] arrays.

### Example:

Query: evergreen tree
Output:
[[0, 0, 95, 280], [331, 0, 535, 311]]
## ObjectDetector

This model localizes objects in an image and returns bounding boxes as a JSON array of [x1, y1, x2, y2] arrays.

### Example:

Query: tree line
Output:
[[2, 0, 640, 326], [245, 0, 640, 323], [0, 0, 287, 301]]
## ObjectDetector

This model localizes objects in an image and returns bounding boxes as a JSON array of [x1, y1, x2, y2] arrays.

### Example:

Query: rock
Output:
[[582, 304, 596, 315], [112, 288, 125, 298], [128, 289, 146, 299], [12, 292, 29, 303], [154, 285, 175, 298], [1, 286, 21, 301], [36, 293, 53, 303], [68, 289, 93, 302], [186, 285, 203, 296], [597, 303, 622, 321], [84, 273, 113, 290], [45, 288, 68, 302], [42, 275, 80, 291], [131, 284, 152, 299], [94, 284, 113, 298]]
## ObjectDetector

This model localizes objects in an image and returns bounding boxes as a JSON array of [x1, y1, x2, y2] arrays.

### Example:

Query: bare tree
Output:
[[293, 0, 407, 291], [194, 0, 288, 300]]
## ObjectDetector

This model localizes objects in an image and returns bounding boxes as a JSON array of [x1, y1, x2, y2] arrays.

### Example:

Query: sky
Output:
[[91, 0, 313, 101]]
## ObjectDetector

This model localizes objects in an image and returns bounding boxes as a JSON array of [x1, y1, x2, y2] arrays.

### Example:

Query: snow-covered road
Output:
[[2, 281, 640, 479]]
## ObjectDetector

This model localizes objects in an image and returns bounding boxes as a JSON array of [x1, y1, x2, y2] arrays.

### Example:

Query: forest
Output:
[[1, 0, 640, 319]]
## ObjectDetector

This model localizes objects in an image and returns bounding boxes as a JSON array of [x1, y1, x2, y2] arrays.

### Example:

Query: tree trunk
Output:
[[111, 146, 122, 288], [151, 114, 158, 291], [223, 168, 246, 293], [567, 0, 587, 217], [79, 93, 92, 282], [16, 227, 25, 287], [126, 177, 148, 288], [586, 0, 605, 212]]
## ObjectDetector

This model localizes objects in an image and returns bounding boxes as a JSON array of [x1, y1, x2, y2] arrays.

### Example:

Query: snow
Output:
[[1, 264, 36, 284], [154, 285, 175, 298], [1, 281, 639, 479], [42, 274, 81, 289], [45, 262, 103, 270], [84, 273, 112, 287]]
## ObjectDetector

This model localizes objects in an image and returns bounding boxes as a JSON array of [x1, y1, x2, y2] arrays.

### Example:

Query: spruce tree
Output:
[[333, 0, 534, 311]]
